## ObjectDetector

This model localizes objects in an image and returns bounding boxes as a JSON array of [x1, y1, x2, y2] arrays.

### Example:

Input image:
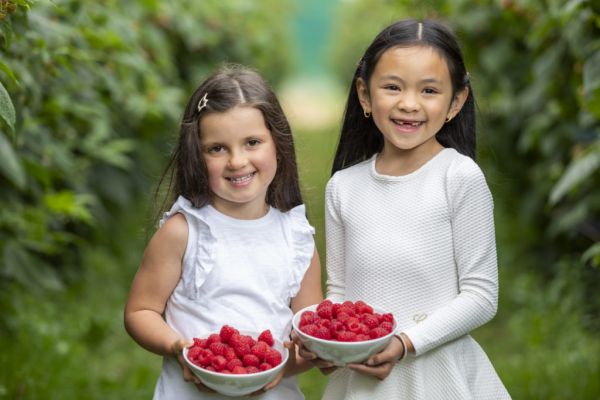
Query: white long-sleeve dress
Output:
[[323, 148, 510, 400]]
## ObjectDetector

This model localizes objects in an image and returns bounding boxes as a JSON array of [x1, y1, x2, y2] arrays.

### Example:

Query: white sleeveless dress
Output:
[[152, 196, 315, 400]]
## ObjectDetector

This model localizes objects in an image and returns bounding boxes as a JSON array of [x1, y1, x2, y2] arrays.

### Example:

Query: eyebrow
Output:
[[378, 75, 444, 85]]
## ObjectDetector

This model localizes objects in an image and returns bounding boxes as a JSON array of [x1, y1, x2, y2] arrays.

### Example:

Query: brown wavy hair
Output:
[[156, 64, 302, 217]]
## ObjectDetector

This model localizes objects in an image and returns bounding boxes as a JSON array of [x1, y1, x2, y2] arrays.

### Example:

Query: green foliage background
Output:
[[1, 0, 599, 399]]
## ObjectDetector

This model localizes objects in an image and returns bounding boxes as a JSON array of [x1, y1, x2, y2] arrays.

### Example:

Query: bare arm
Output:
[[124, 213, 188, 356], [290, 249, 323, 314], [274, 249, 323, 380]]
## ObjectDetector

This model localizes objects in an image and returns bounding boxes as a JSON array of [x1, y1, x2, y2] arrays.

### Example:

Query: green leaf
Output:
[[0, 132, 26, 189], [0, 80, 16, 135], [549, 141, 600, 205], [0, 60, 19, 86], [583, 50, 600, 119], [582, 243, 600, 268]]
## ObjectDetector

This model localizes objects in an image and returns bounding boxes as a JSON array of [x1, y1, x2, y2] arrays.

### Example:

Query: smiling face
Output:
[[200, 105, 278, 219], [357, 45, 468, 170]]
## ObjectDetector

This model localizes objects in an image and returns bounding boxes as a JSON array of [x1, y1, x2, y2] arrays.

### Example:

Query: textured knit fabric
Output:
[[153, 196, 315, 400], [323, 148, 510, 400]]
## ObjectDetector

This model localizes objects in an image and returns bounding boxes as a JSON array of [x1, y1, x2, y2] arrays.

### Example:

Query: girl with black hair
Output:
[[310, 19, 510, 399]]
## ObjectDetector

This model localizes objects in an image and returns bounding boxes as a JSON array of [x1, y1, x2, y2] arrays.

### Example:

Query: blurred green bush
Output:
[[0, 0, 294, 293]]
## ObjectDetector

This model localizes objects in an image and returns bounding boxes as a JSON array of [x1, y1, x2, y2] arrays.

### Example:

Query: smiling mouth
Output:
[[226, 172, 256, 185], [392, 119, 423, 127]]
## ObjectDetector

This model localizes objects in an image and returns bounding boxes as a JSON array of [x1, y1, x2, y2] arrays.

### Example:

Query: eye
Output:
[[247, 138, 261, 147], [384, 84, 400, 91], [423, 87, 439, 95], [207, 144, 225, 154]]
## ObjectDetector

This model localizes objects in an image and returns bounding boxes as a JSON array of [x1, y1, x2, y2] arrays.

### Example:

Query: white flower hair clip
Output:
[[197, 93, 208, 112]]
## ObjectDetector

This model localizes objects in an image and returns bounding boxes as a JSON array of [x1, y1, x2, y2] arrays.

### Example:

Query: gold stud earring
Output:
[[364, 110, 371, 118], [445, 116, 451, 123]]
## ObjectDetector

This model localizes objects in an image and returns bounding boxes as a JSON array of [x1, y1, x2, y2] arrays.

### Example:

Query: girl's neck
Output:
[[375, 140, 444, 176], [211, 200, 270, 220]]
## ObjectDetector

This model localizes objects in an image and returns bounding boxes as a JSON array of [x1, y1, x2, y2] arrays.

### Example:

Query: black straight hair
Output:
[[332, 19, 476, 175]]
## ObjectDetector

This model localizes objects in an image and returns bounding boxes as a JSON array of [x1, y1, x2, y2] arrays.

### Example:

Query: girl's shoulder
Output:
[[279, 204, 315, 235], [443, 148, 486, 181], [327, 157, 373, 187]]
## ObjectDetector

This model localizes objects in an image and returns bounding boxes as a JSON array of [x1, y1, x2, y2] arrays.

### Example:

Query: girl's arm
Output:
[[124, 213, 188, 356], [324, 176, 346, 302], [263, 248, 323, 389], [403, 161, 499, 356], [290, 249, 323, 313]]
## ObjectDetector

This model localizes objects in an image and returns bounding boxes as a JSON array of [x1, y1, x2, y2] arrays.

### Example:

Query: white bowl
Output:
[[292, 303, 396, 367], [183, 333, 288, 397]]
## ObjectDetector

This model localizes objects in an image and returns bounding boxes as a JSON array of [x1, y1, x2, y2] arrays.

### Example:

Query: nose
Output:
[[227, 149, 248, 170], [397, 91, 419, 112]]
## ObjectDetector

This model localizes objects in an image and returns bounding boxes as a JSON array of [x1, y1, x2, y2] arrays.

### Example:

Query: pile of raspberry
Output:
[[298, 300, 394, 342], [186, 325, 283, 374]]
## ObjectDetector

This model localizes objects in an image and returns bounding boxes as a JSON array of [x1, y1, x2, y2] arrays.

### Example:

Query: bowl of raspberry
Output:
[[183, 325, 288, 397], [292, 299, 396, 366]]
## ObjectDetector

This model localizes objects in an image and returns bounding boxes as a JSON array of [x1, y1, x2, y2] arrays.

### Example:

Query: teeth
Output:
[[229, 173, 254, 184]]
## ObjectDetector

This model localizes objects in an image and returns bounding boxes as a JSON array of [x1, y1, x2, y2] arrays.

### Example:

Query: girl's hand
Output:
[[347, 335, 404, 380], [292, 330, 337, 375], [170, 338, 216, 393], [252, 341, 294, 395]]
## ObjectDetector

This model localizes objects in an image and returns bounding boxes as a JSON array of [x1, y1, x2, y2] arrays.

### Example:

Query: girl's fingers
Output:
[[366, 336, 404, 366], [348, 362, 394, 380]]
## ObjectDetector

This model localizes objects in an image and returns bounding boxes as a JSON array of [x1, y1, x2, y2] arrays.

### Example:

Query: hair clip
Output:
[[197, 93, 208, 112]]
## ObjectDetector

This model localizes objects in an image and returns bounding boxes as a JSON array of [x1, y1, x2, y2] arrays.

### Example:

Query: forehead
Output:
[[372, 45, 451, 82], [199, 105, 269, 140]]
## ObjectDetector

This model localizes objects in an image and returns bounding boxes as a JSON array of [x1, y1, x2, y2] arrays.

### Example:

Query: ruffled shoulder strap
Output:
[[160, 196, 217, 299], [285, 204, 316, 298]]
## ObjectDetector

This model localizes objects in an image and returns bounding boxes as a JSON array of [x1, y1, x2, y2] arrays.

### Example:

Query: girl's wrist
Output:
[[394, 333, 413, 360]]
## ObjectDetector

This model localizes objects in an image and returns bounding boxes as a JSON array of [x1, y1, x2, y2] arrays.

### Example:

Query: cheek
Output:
[[204, 159, 222, 186]]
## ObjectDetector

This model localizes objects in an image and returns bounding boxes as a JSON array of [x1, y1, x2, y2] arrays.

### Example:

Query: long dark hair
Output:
[[157, 64, 302, 216], [332, 19, 476, 174]]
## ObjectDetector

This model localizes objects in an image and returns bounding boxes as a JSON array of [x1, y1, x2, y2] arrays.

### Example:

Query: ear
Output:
[[356, 78, 371, 113], [447, 86, 469, 121]]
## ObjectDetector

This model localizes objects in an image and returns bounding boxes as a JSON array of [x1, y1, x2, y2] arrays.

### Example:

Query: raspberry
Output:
[[243, 353, 261, 367], [211, 355, 227, 371], [193, 338, 208, 348], [301, 324, 318, 336], [380, 321, 394, 332], [208, 342, 227, 356], [226, 358, 243, 371], [338, 305, 356, 317], [246, 366, 260, 374], [206, 333, 222, 347], [329, 320, 346, 336], [382, 313, 394, 324], [258, 329, 274, 346], [251, 341, 270, 361], [219, 325, 239, 343], [264, 349, 282, 366], [342, 300, 355, 311], [336, 311, 350, 323], [346, 320, 365, 335], [337, 331, 357, 342], [317, 300, 334, 319], [259, 362, 273, 371], [241, 334, 256, 348], [224, 347, 237, 361], [299, 311, 317, 327], [356, 334, 370, 341], [232, 366, 248, 374], [369, 327, 388, 339], [362, 314, 379, 329], [355, 300, 373, 315], [187, 346, 202, 360], [233, 342, 251, 358], [314, 326, 332, 340]]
